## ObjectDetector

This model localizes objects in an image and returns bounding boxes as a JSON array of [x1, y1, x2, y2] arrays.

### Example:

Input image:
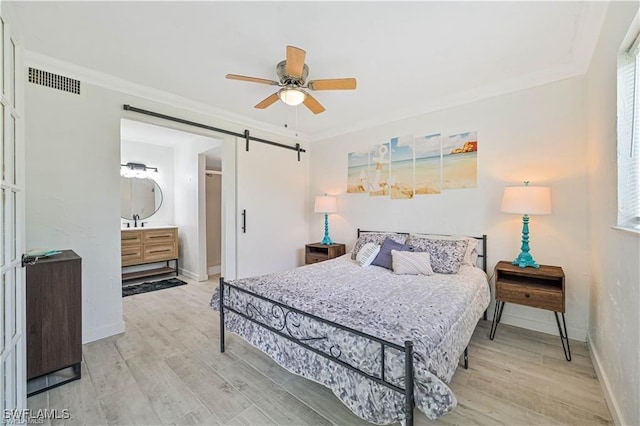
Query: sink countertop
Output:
[[121, 225, 177, 231]]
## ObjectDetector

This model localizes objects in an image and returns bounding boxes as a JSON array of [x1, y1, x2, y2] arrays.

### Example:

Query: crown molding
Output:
[[23, 50, 311, 142], [309, 62, 584, 142]]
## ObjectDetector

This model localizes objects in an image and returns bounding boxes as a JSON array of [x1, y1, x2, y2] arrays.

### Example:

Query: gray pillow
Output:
[[371, 237, 413, 270], [406, 236, 467, 274]]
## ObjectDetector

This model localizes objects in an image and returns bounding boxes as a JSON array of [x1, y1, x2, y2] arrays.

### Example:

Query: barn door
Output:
[[235, 139, 308, 278]]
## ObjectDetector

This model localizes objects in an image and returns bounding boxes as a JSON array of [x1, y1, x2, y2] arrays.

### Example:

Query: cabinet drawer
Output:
[[121, 231, 143, 246], [143, 229, 176, 244], [144, 242, 177, 263], [496, 281, 563, 312], [306, 254, 328, 264], [122, 245, 143, 266]]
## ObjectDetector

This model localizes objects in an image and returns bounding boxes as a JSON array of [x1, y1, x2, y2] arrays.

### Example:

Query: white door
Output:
[[0, 5, 26, 417], [236, 139, 308, 278]]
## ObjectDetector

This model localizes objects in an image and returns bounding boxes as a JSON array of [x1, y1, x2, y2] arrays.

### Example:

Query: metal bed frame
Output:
[[219, 230, 488, 426]]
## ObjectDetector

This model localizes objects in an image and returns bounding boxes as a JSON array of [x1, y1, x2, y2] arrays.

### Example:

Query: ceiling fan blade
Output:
[[308, 78, 357, 91], [254, 93, 280, 109], [303, 93, 326, 114], [286, 46, 306, 78], [226, 74, 279, 86]]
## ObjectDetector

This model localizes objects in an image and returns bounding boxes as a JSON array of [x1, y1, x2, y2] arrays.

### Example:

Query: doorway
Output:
[[120, 119, 223, 282]]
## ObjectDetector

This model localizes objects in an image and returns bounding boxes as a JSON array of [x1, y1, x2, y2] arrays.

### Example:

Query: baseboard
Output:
[[588, 338, 624, 426], [208, 265, 221, 275], [82, 321, 125, 344], [179, 268, 208, 282]]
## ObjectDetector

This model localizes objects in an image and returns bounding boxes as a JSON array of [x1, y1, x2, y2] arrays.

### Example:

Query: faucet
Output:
[[133, 214, 140, 228]]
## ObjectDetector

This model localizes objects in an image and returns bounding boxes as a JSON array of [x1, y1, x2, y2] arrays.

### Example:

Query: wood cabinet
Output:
[[490, 261, 571, 361], [121, 227, 178, 281], [26, 250, 82, 396], [305, 243, 346, 265]]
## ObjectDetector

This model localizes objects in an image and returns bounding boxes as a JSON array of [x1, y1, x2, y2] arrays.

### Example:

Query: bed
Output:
[[211, 231, 490, 425]]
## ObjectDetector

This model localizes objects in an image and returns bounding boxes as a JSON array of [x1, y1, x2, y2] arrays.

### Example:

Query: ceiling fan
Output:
[[225, 45, 357, 115]]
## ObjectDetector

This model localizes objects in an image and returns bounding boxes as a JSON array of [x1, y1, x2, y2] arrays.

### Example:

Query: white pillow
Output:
[[391, 250, 434, 275], [355, 242, 381, 267]]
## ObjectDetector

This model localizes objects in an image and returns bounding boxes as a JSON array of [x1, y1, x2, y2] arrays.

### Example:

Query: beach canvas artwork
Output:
[[390, 135, 414, 199], [442, 131, 478, 189], [368, 143, 390, 196], [414, 133, 442, 195], [347, 151, 370, 193]]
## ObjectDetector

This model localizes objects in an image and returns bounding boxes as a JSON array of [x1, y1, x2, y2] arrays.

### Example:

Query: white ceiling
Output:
[[11, 1, 607, 141]]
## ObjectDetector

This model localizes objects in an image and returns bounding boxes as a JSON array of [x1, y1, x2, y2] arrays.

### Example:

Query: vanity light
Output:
[[120, 162, 158, 178]]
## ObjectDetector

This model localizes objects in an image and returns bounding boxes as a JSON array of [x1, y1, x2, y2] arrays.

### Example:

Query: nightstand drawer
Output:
[[497, 282, 563, 312], [306, 254, 328, 264]]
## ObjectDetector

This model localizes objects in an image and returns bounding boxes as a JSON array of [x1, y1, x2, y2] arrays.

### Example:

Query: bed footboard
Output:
[[218, 277, 416, 426]]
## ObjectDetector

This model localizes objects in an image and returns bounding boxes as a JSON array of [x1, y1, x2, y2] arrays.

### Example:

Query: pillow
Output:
[[391, 251, 434, 275], [406, 236, 468, 274], [355, 242, 381, 267], [371, 237, 413, 270], [410, 234, 479, 267], [351, 232, 408, 260]]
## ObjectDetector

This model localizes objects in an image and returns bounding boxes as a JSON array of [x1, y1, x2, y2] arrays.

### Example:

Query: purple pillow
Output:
[[371, 237, 413, 270]]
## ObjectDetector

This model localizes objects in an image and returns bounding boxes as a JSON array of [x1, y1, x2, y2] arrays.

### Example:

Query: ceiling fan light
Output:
[[278, 88, 306, 106]]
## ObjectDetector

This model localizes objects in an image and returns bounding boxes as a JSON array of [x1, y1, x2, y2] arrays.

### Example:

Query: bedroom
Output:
[[1, 1, 638, 425]]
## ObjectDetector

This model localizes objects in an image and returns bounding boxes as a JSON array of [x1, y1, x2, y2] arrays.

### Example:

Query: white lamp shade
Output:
[[501, 185, 551, 215], [314, 195, 337, 213], [279, 88, 306, 106]]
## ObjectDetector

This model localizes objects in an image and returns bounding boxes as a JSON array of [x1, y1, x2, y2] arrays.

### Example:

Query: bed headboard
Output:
[[356, 228, 488, 273]]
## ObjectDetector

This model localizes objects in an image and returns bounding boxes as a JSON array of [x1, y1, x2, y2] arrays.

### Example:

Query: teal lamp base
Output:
[[320, 213, 333, 245], [512, 214, 540, 268]]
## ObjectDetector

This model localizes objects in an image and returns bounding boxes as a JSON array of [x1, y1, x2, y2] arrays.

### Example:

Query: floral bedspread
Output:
[[210, 255, 489, 424]]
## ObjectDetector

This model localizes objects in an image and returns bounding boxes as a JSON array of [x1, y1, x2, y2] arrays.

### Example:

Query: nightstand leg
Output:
[[489, 301, 505, 340], [554, 312, 572, 361], [464, 347, 469, 369]]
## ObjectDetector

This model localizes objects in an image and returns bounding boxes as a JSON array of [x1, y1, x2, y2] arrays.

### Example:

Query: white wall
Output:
[[173, 137, 221, 280], [26, 83, 125, 343], [120, 139, 175, 227], [25, 74, 308, 343], [310, 76, 590, 341], [585, 3, 640, 425]]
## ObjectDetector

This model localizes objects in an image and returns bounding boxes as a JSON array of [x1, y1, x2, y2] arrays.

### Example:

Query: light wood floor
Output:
[[28, 275, 612, 425]]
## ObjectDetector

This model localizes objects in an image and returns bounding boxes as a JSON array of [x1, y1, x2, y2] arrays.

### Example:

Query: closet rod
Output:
[[122, 104, 306, 156]]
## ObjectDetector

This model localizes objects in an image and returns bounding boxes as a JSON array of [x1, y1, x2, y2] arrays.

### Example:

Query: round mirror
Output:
[[121, 176, 163, 220]]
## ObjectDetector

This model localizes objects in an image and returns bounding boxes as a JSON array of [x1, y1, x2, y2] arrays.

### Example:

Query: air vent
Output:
[[28, 67, 80, 95]]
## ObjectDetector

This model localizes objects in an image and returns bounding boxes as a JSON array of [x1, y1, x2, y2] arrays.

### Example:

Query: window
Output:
[[617, 29, 640, 230]]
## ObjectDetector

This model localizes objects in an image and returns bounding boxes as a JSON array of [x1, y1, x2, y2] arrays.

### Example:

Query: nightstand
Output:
[[305, 243, 346, 265], [489, 261, 571, 361]]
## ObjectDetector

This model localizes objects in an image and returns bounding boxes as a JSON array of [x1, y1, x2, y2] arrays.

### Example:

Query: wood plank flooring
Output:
[[28, 275, 612, 425]]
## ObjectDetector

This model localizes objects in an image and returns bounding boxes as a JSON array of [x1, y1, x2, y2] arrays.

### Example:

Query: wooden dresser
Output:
[[26, 250, 82, 396], [121, 226, 179, 281]]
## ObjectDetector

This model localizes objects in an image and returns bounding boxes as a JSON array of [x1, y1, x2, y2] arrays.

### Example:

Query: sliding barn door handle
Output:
[[241, 209, 247, 233]]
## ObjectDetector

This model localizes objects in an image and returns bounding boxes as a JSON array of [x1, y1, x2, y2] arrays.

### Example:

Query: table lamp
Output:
[[314, 195, 337, 245], [501, 181, 551, 268]]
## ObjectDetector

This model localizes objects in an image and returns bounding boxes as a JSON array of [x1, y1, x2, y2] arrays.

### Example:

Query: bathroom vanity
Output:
[[121, 226, 178, 281]]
